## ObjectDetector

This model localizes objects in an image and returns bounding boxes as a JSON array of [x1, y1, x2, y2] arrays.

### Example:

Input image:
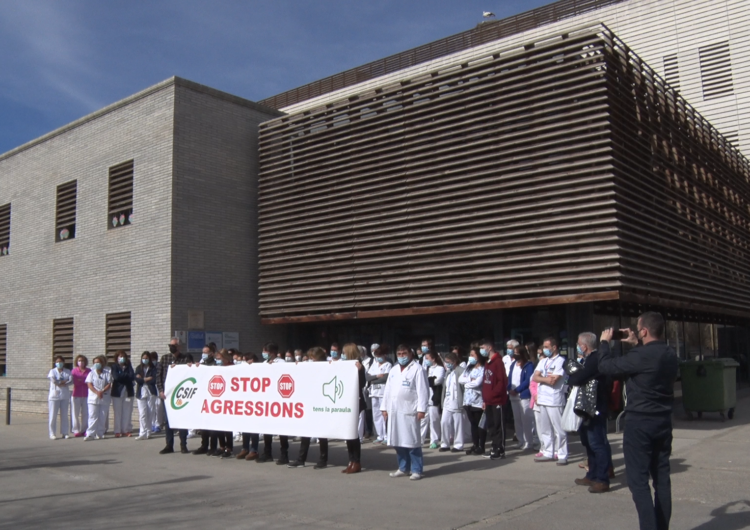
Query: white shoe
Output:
[[49, 435, 57, 440], [410, 473, 423, 481], [95, 435, 103, 440], [135, 434, 148, 440], [62, 434, 70, 439], [84, 436, 94, 441], [389, 470, 408, 478]]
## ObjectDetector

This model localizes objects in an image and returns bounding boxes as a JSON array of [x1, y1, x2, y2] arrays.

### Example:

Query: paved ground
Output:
[[1, 394, 749, 530]]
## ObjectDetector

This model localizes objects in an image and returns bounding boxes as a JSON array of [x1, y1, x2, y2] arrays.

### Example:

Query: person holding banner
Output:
[[158, 337, 193, 454], [341, 343, 366, 474], [288, 347, 329, 469], [258, 342, 291, 464], [382, 345, 430, 481]]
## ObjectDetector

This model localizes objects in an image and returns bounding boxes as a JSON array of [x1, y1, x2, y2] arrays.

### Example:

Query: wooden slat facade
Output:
[[257, 24, 750, 324], [105, 312, 131, 357], [52, 318, 75, 366]]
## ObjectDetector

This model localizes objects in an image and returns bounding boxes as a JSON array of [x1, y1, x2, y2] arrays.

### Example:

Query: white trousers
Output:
[[358, 410, 366, 440], [537, 404, 568, 459], [87, 402, 106, 437], [428, 405, 441, 444], [152, 397, 165, 428], [420, 415, 429, 443], [440, 409, 466, 449], [70, 396, 88, 434], [111, 395, 134, 434], [371, 396, 387, 440], [137, 396, 155, 437], [48, 400, 70, 437], [102, 394, 111, 433], [510, 398, 534, 447]]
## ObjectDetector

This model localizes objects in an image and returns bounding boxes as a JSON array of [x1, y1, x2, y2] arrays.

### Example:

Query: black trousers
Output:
[[465, 407, 486, 450], [297, 437, 328, 463], [200, 430, 211, 450], [346, 438, 361, 463], [263, 434, 289, 458], [579, 415, 611, 484], [242, 433, 259, 452], [484, 404, 506, 455], [164, 415, 187, 449], [623, 413, 673, 530]]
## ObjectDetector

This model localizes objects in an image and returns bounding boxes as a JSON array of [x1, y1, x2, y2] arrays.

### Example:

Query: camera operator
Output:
[[599, 312, 679, 530]]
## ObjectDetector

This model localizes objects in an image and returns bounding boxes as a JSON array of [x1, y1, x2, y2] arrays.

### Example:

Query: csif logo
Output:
[[170, 377, 198, 410]]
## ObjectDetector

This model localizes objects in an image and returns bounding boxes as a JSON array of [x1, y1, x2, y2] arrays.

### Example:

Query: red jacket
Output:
[[482, 354, 509, 406]]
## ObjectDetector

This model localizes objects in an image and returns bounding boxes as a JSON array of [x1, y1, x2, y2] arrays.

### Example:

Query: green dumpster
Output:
[[680, 358, 739, 421]]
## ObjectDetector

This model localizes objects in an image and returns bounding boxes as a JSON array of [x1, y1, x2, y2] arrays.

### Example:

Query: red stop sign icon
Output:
[[278, 374, 295, 398], [208, 375, 226, 398]]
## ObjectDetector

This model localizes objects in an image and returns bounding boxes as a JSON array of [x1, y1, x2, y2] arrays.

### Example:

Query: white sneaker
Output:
[[49, 435, 57, 440], [62, 434, 70, 439], [389, 470, 408, 478], [135, 434, 148, 440], [83, 435, 94, 441], [410, 473, 423, 481]]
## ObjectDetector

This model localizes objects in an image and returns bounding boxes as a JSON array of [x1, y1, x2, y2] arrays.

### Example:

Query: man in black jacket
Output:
[[599, 312, 679, 530], [567, 331, 612, 493]]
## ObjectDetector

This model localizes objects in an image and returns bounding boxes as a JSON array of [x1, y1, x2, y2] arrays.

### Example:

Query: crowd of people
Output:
[[47, 311, 678, 530]]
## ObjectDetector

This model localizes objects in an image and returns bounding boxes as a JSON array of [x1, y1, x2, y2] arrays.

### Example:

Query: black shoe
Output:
[[287, 459, 305, 468], [438, 447, 450, 452], [159, 446, 174, 454], [475, 448, 486, 456], [485, 451, 505, 460], [180, 445, 189, 454], [192, 446, 208, 455], [465, 447, 476, 456], [451, 448, 462, 453], [206, 449, 218, 457], [256, 453, 273, 463], [212, 448, 225, 457], [313, 461, 328, 469], [276, 456, 290, 465], [221, 450, 234, 459]]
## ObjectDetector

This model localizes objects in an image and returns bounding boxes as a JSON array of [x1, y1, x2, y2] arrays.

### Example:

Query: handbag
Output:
[[562, 386, 583, 432], [574, 379, 599, 420]]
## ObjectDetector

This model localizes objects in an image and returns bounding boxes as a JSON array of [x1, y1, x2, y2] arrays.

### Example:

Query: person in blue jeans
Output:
[[381, 346, 430, 481], [567, 331, 612, 493]]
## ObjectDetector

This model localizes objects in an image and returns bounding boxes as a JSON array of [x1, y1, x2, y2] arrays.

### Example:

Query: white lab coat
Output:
[[381, 360, 429, 448]]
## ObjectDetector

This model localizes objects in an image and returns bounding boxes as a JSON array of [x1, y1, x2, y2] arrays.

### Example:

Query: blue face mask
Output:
[[262, 352, 270, 360], [479, 348, 489, 357], [234, 360, 240, 365], [397, 356, 410, 366], [375, 357, 385, 364], [445, 363, 454, 371], [341, 354, 348, 360], [468, 357, 478, 366], [94, 363, 102, 371], [421, 346, 429, 354], [55, 362, 64, 369], [543, 348, 552, 357], [285, 357, 293, 363], [330, 351, 340, 359], [141, 358, 149, 365], [424, 359, 432, 367], [215, 359, 223, 366], [118, 357, 126, 364], [506, 348, 513, 356], [202, 353, 209, 361], [576, 345, 583, 356]]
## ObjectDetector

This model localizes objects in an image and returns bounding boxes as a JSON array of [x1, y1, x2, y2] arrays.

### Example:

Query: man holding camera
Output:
[[599, 312, 679, 530]]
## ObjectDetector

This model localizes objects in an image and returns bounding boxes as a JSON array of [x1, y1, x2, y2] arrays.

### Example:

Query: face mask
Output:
[[262, 352, 270, 360], [506, 348, 513, 356], [445, 363, 454, 371], [341, 354, 348, 360], [215, 359, 223, 366], [468, 357, 478, 366], [77, 361, 84, 368], [576, 345, 583, 356], [233, 360, 240, 365], [330, 351, 340, 359], [543, 348, 552, 357], [55, 362, 64, 369], [376, 357, 385, 364], [424, 359, 432, 367], [94, 363, 102, 371], [168, 345, 177, 354], [397, 356, 410, 366], [142, 359, 149, 365], [295, 356, 302, 362], [285, 357, 293, 363], [421, 346, 429, 354], [202, 353, 209, 361], [480, 348, 489, 357], [118, 358, 125, 365], [577, 356, 584, 364]]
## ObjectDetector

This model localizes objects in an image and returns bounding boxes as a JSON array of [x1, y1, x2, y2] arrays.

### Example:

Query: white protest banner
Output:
[[164, 362, 360, 439]]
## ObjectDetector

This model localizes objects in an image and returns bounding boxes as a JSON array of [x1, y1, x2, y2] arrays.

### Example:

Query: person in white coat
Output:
[[458, 348, 487, 455], [532, 337, 568, 465], [84, 355, 112, 441], [439, 352, 466, 452], [366, 347, 391, 445], [48, 356, 72, 440], [424, 351, 446, 449], [381, 345, 430, 480]]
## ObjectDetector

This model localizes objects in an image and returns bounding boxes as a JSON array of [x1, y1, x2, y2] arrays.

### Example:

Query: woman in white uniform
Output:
[[381, 345, 429, 480], [424, 351, 446, 449], [439, 352, 465, 452], [134, 351, 158, 440], [85, 355, 112, 440], [458, 348, 486, 455], [508, 345, 535, 450], [366, 347, 392, 445], [47, 356, 72, 440]]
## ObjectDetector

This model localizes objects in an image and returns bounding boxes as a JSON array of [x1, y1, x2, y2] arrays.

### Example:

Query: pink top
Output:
[[71, 367, 91, 397], [529, 380, 539, 410]]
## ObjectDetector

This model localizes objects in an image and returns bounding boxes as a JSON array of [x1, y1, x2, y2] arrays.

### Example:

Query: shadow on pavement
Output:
[[691, 500, 750, 530], [0, 458, 120, 473]]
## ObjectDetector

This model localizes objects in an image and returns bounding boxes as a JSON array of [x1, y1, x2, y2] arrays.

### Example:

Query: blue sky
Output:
[[0, 0, 550, 155]]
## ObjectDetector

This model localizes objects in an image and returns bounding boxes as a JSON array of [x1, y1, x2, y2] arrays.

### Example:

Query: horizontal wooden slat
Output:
[[52, 318, 74, 364]]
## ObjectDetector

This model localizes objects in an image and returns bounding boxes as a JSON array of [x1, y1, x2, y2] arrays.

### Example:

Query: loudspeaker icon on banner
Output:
[[322, 376, 344, 404]]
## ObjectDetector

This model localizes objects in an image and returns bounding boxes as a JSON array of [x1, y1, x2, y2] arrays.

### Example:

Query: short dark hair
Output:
[[544, 336, 558, 348], [264, 342, 279, 355], [445, 352, 459, 364], [396, 344, 411, 354], [639, 312, 665, 339], [480, 338, 493, 348]]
